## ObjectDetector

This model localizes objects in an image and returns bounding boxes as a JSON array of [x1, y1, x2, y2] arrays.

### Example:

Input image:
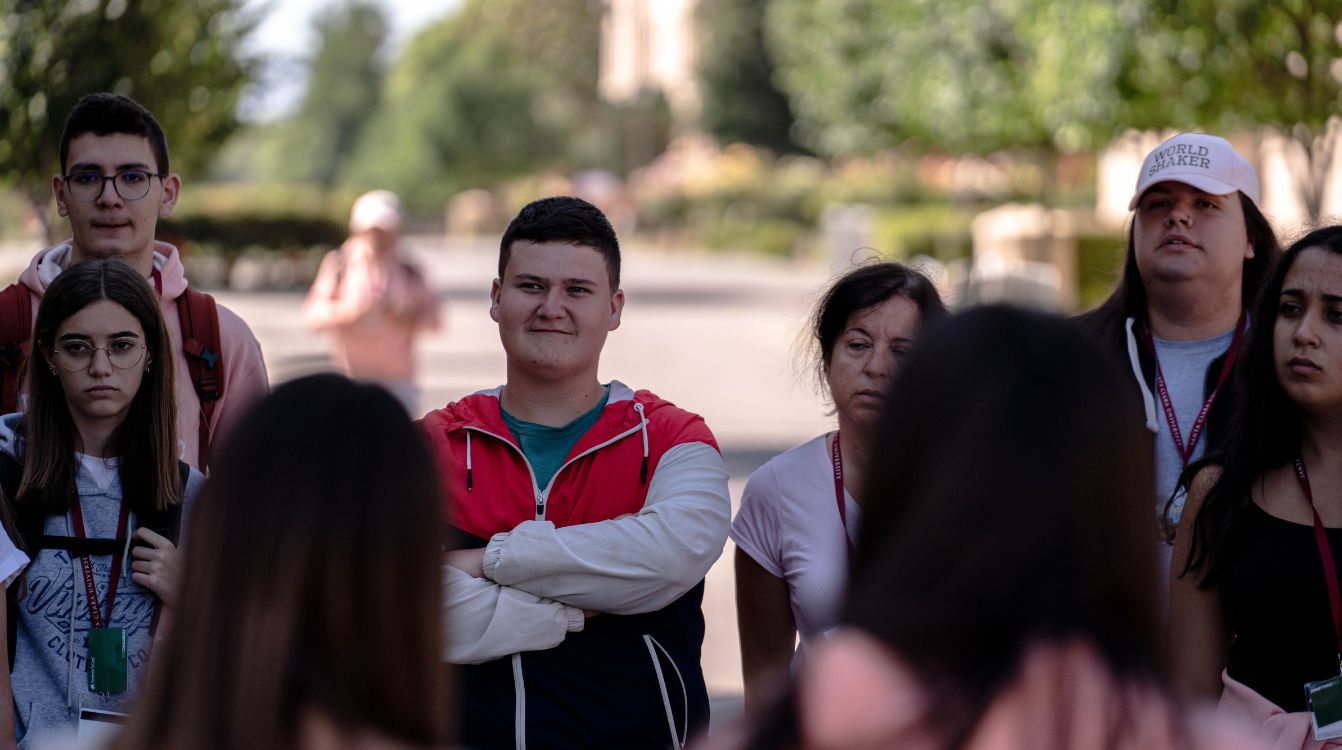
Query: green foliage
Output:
[[158, 212, 345, 258], [765, 0, 1140, 157], [1076, 232, 1126, 308], [0, 0, 255, 208], [696, 0, 807, 154], [342, 0, 605, 211], [270, 0, 387, 186], [1121, 0, 1342, 217]]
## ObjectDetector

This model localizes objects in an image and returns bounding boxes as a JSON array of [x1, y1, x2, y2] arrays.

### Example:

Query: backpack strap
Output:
[[0, 284, 33, 417], [176, 288, 223, 471], [144, 461, 189, 639]]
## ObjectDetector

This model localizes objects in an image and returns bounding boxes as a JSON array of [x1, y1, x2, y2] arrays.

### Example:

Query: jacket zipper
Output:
[[463, 417, 648, 521]]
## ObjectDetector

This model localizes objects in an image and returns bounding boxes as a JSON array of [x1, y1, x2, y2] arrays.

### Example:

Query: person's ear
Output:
[[53, 175, 70, 218], [608, 288, 625, 331], [489, 278, 503, 323], [157, 173, 181, 219]]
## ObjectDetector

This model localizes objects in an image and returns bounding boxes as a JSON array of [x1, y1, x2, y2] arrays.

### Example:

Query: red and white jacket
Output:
[[420, 381, 731, 663]]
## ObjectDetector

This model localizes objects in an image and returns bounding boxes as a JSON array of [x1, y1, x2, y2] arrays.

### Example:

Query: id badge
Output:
[[77, 706, 127, 743], [1306, 675, 1342, 740], [86, 627, 127, 694]]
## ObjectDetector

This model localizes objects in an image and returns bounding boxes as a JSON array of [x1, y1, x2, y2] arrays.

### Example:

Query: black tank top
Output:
[[1219, 501, 1342, 711]]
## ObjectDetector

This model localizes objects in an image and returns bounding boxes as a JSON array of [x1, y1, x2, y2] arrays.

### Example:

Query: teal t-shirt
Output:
[[502, 386, 611, 490]]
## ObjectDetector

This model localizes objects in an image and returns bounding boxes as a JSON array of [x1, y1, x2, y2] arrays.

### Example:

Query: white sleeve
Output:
[[0, 530, 26, 589], [730, 462, 786, 578], [481, 442, 730, 615], [442, 564, 585, 665]]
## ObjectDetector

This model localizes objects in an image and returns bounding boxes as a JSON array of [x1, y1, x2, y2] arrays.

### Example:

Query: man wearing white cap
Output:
[[304, 190, 440, 414], [1080, 133, 1279, 578]]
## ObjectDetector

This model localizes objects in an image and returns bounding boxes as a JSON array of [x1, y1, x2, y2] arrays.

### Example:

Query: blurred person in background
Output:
[[105, 374, 451, 750], [304, 190, 440, 416], [731, 262, 945, 714], [1078, 133, 1279, 590], [700, 306, 1265, 750], [1171, 226, 1342, 748], [0, 261, 200, 748]]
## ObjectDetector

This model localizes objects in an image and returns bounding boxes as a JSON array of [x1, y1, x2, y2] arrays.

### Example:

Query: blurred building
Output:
[[599, 0, 701, 122]]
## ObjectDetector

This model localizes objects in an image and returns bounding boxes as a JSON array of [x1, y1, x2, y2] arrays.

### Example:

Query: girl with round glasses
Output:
[[0, 259, 200, 747]]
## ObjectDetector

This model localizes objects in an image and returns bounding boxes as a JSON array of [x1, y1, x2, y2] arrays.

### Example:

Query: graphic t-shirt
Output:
[[501, 386, 611, 490]]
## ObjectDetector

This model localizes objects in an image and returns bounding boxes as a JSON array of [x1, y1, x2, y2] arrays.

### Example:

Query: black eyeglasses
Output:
[[62, 170, 164, 202]]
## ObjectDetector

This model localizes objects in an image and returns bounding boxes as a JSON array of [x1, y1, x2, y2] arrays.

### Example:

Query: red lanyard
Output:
[[1143, 311, 1246, 467], [69, 497, 131, 630], [149, 267, 163, 296], [832, 433, 854, 559], [1294, 458, 1342, 666]]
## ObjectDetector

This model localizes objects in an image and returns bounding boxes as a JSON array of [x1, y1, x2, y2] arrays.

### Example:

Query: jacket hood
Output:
[[19, 240, 190, 301]]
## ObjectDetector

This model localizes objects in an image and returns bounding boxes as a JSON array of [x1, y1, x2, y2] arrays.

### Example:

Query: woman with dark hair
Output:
[[701, 306, 1263, 750], [0, 260, 198, 747], [1076, 134, 1279, 586], [731, 262, 945, 712], [110, 374, 451, 750], [1171, 226, 1342, 746]]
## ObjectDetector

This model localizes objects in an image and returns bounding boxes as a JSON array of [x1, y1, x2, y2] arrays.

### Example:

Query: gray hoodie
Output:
[[0, 414, 202, 748]]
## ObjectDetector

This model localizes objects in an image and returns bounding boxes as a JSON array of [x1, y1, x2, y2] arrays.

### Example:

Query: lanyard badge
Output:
[[1294, 459, 1342, 740], [70, 498, 130, 694]]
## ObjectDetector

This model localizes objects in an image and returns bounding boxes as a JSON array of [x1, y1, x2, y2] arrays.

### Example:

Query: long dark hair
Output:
[[19, 259, 179, 516], [1179, 225, 1342, 582], [1078, 193, 1278, 342], [746, 307, 1164, 750], [811, 261, 947, 387], [115, 374, 451, 750]]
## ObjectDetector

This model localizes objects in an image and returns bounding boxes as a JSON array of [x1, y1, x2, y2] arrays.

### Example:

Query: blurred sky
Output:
[[241, 0, 462, 121]]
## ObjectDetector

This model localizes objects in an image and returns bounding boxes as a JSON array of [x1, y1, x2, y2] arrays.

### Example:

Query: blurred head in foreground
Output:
[[115, 374, 450, 750], [742, 306, 1172, 750]]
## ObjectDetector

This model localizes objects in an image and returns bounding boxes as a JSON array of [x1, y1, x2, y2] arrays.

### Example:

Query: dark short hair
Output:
[[499, 196, 621, 289], [813, 262, 947, 382], [59, 93, 170, 175]]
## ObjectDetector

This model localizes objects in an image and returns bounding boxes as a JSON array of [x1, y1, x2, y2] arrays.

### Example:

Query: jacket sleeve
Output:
[[442, 564, 586, 665], [210, 303, 270, 449], [481, 441, 730, 614]]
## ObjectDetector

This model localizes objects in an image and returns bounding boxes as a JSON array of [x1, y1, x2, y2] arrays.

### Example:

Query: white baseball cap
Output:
[[1128, 133, 1260, 210], [349, 190, 403, 234]]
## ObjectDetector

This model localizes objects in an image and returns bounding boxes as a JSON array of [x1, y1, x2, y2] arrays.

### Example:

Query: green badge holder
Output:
[[86, 627, 127, 694]]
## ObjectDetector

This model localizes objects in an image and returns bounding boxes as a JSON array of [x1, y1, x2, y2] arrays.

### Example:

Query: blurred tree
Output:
[[765, 0, 1141, 159], [1122, 0, 1342, 220], [271, 0, 388, 186], [0, 0, 255, 235], [696, 0, 807, 155], [343, 0, 604, 211]]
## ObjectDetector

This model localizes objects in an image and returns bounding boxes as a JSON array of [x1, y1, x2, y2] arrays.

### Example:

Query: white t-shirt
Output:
[[731, 433, 860, 645]]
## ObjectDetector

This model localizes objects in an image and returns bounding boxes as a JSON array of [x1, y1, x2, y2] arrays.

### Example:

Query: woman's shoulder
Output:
[[747, 433, 832, 487]]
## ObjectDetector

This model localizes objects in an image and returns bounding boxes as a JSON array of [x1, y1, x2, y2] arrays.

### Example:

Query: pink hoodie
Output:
[[17, 241, 269, 468]]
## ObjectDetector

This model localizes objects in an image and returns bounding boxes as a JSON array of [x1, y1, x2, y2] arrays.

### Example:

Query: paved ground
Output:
[[2, 235, 840, 723]]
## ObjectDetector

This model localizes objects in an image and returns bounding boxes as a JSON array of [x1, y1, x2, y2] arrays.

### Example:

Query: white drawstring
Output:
[[635, 403, 649, 483], [465, 431, 473, 491], [1125, 318, 1160, 433]]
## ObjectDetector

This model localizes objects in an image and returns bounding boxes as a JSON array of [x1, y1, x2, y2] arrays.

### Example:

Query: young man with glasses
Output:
[[3, 93, 268, 469]]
